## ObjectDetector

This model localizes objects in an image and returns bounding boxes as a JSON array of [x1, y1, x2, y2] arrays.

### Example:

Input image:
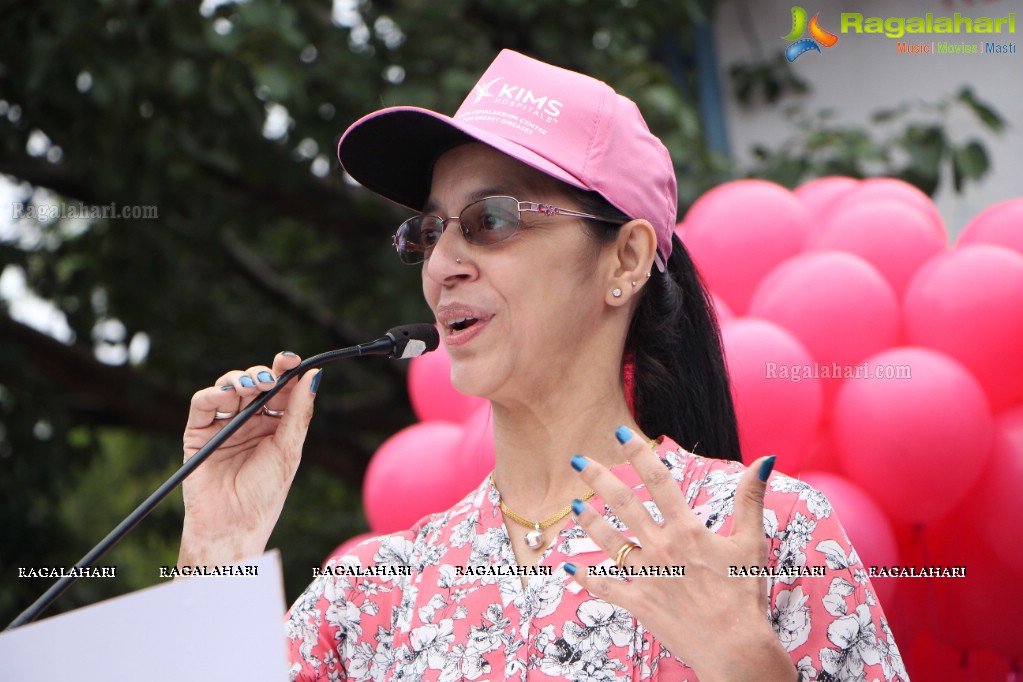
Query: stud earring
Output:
[[631, 281, 637, 287], [612, 288, 622, 298]]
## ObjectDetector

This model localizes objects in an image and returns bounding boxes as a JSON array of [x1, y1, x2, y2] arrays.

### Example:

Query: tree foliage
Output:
[[0, 0, 721, 623], [0, 0, 1002, 625]]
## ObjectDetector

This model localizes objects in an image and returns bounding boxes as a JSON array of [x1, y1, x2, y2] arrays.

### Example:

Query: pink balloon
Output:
[[799, 424, 842, 473], [408, 333, 487, 422], [794, 176, 859, 225], [901, 633, 968, 682], [799, 472, 899, 605], [833, 347, 994, 524], [825, 177, 946, 239], [972, 405, 1023, 568], [918, 513, 1023, 658], [904, 245, 1023, 410], [709, 292, 733, 325], [720, 319, 823, 469], [454, 405, 496, 489], [748, 252, 900, 406], [809, 199, 946, 297], [957, 197, 1023, 258], [680, 180, 811, 314], [363, 421, 470, 533]]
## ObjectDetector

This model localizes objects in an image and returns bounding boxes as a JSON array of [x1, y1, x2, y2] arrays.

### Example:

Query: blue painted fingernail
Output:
[[758, 455, 777, 482], [571, 499, 587, 516], [310, 370, 322, 394], [614, 426, 634, 444], [257, 371, 274, 383], [219, 385, 234, 391], [564, 562, 577, 576], [281, 351, 297, 357], [570, 454, 588, 472], [239, 376, 255, 387]]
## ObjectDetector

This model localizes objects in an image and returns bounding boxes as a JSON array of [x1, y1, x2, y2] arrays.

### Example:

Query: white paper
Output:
[[0, 551, 288, 681]]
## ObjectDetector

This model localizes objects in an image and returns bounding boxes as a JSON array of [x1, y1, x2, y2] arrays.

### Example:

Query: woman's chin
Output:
[[449, 366, 496, 401]]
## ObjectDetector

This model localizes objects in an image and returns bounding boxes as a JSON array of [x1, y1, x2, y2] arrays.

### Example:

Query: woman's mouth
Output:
[[447, 317, 478, 332]]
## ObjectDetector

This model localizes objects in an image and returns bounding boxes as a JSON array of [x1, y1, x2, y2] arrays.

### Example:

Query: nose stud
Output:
[[456, 258, 462, 264]]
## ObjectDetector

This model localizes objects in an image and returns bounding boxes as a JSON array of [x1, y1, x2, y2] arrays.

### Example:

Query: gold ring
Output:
[[261, 405, 285, 418], [614, 542, 639, 569], [213, 410, 236, 420]]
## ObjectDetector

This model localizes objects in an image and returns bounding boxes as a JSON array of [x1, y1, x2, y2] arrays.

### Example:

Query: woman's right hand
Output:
[[177, 351, 321, 568]]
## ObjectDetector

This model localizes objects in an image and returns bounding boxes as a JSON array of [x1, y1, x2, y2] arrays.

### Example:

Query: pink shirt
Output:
[[286, 437, 908, 681]]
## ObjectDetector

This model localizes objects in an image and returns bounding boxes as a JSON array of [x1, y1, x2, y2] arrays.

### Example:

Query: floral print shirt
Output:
[[285, 437, 908, 681]]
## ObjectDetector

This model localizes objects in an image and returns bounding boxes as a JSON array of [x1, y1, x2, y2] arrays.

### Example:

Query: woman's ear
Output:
[[605, 219, 657, 306]]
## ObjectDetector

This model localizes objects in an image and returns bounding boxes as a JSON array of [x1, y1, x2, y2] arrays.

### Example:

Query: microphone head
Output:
[[385, 323, 440, 359]]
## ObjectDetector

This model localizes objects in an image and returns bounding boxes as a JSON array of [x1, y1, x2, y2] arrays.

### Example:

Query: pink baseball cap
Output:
[[337, 49, 677, 269]]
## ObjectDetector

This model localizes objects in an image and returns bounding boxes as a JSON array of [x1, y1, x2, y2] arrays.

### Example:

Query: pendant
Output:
[[524, 523, 543, 549]]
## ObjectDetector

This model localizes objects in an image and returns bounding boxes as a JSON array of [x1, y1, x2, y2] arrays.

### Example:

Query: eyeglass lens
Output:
[[395, 197, 522, 264]]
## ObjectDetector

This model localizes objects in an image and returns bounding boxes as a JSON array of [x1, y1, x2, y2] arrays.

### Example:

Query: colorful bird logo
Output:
[[783, 6, 839, 62]]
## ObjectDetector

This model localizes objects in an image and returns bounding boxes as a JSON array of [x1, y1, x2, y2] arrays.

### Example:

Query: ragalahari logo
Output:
[[783, 6, 839, 61]]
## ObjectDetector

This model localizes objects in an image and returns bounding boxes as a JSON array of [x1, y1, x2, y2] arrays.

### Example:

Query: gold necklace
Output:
[[490, 474, 595, 549], [491, 439, 660, 549]]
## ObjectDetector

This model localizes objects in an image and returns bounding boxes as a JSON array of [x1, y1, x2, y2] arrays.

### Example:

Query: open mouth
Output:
[[447, 317, 478, 332]]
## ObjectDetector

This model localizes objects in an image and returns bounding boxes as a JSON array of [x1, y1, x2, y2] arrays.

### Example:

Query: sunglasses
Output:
[[392, 195, 625, 264]]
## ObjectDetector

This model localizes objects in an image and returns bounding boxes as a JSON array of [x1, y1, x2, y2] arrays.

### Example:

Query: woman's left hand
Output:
[[567, 427, 795, 682]]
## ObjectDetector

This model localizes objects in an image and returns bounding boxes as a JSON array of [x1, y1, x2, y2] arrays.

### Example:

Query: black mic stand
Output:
[[6, 324, 438, 630]]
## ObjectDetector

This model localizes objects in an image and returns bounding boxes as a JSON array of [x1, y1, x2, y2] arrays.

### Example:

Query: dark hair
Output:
[[569, 189, 742, 462]]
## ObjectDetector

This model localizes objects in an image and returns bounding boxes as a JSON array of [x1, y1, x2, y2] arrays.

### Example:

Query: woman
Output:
[[179, 51, 907, 681]]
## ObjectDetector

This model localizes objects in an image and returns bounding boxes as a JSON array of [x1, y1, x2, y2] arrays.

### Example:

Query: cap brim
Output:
[[337, 107, 587, 211]]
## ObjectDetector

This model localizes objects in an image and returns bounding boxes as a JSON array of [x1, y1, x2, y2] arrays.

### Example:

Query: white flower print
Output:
[[436, 564, 458, 589], [823, 577, 857, 618], [876, 618, 908, 680], [467, 605, 510, 655], [574, 644, 629, 681], [564, 600, 635, 650], [344, 641, 375, 680], [369, 626, 395, 680], [374, 535, 415, 566], [410, 618, 456, 671], [530, 572, 567, 619], [783, 512, 818, 551], [795, 654, 818, 681], [772, 586, 812, 651], [325, 598, 364, 641], [537, 631, 585, 678], [450, 511, 480, 548], [763, 507, 780, 539], [418, 592, 448, 624], [799, 485, 833, 520], [687, 469, 742, 531], [286, 437, 906, 682], [642, 499, 665, 524], [394, 583, 419, 631], [820, 603, 882, 681], [816, 539, 853, 571], [438, 643, 491, 681]]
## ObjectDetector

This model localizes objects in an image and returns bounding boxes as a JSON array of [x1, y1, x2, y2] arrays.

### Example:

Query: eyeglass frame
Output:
[[391, 195, 628, 265]]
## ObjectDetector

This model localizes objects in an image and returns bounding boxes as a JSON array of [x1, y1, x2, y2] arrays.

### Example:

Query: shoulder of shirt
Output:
[[655, 435, 821, 508]]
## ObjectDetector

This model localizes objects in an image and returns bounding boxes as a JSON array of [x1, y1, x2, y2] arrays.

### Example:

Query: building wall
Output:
[[712, 0, 1021, 236]]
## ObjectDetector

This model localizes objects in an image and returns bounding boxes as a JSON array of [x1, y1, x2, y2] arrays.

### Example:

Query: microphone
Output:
[[6, 323, 440, 630]]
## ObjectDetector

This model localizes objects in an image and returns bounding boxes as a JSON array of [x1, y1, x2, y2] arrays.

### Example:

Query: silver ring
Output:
[[261, 405, 285, 418], [213, 410, 236, 420]]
